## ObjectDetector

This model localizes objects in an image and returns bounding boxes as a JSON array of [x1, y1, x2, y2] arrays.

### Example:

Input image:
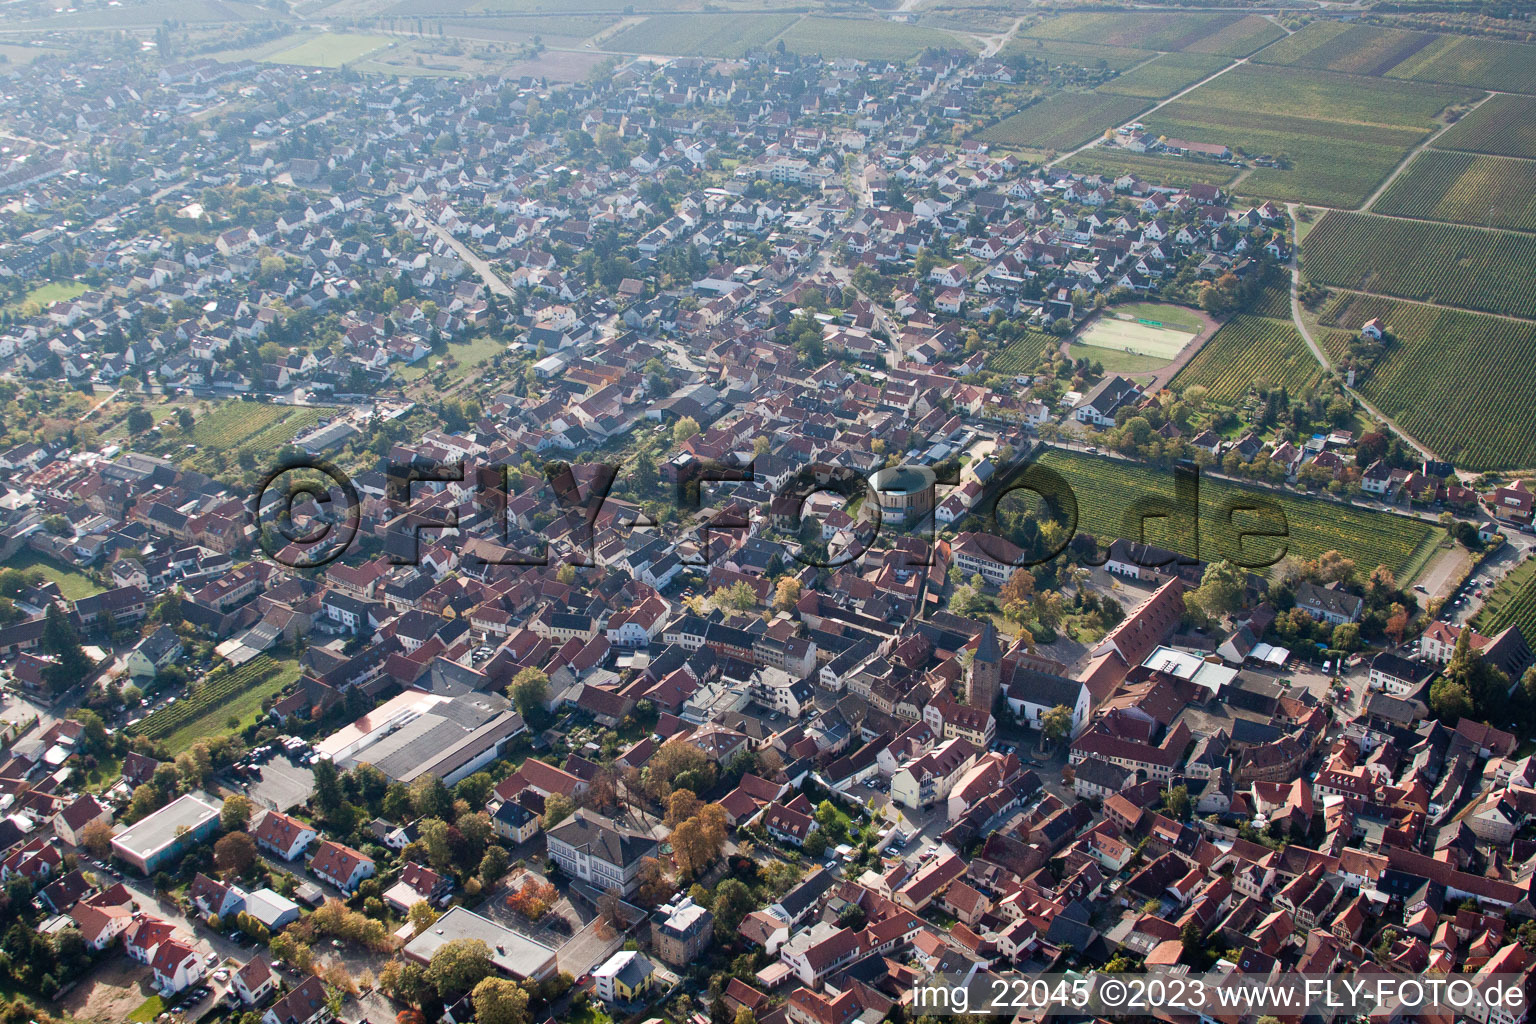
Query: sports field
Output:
[[1075, 307, 1199, 362]]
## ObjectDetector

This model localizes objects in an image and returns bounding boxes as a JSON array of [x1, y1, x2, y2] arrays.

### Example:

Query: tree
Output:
[[80, 818, 114, 858], [379, 959, 430, 1006], [126, 407, 153, 434], [1331, 623, 1360, 653], [507, 668, 550, 723], [426, 938, 496, 997], [313, 757, 343, 815], [999, 569, 1035, 611], [1429, 677, 1475, 723], [1162, 784, 1191, 821], [1188, 560, 1246, 620], [408, 901, 439, 936], [1040, 704, 1074, 747], [41, 604, 91, 694], [712, 878, 754, 935], [506, 876, 558, 920], [221, 793, 253, 832], [665, 788, 702, 827], [479, 845, 510, 885], [214, 832, 257, 875], [646, 738, 715, 800], [472, 977, 530, 1024], [673, 416, 700, 445], [541, 791, 575, 831], [635, 856, 673, 906], [773, 577, 802, 612], [670, 803, 728, 878]]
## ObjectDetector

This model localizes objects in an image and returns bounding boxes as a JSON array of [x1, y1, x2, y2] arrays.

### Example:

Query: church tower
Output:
[[967, 620, 1002, 712]]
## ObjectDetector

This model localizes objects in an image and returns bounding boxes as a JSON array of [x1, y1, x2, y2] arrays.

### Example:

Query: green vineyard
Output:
[[129, 656, 286, 742], [1319, 293, 1536, 470], [1034, 448, 1437, 578], [1435, 94, 1536, 160], [1475, 558, 1536, 652], [988, 331, 1059, 375], [1302, 211, 1536, 321], [1172, 315, 1322, 404], [1374, 150, 1536, 233], [979, 91, 1153, 152]]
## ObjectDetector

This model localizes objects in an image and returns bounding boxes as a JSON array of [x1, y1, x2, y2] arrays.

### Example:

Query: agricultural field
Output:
[[188, 402, 294, 449], [168, 401, 325, 474], [1004, 38, 1156, 72], [776, 17, 969, 61], [1019, 11, 1283, 56], [601, 14, 797, 57], [129, 656, 302, 754], [1435, 94, 1536, 159], [1142, 65, 1474, 206], [1034, 448, 1438, 578], [1387, 35, 1536, 95], [1302, 211, 1536, 321], [986, 331, 1058, 375], [978, 91, 1152, 153], [1247, 281, 1297, 320], [1319, 292, 1536, 469], [1157, 63, 1476, 130], [263, 32, 393, 68], [1171, 315, 1323, 404], [1373, 150, 1536, 233], [1253, 20, 1536, 93], [1475, 557, 1536, 652], [1251, 21, 1440, 77], [1058, 149, 1238, 187], [1099, 52, 1231, 99]]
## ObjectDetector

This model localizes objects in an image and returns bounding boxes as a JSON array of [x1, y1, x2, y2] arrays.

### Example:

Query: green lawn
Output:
[[4, 279, 87, 313], [5, 550, 104, 601], [264, 33, 393, 68], [777, 17, 972, 61], [157, 656, 303, 755], [128, 995, 165, 1023], [399, 334, 506, 382], [1108, 302, 1206, 331], [1069, 343, 1171, 375]]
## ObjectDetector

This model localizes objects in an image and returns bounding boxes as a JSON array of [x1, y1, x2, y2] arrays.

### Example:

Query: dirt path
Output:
[[1048, 56, 1248, 168], [1284, 202, 1440, 464]]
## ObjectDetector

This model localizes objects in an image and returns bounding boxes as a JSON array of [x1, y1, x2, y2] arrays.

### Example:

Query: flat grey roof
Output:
[[403, 906, 557, 980], [111, 792, 221, 858]]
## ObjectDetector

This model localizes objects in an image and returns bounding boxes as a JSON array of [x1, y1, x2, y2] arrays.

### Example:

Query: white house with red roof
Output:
[[124, 915, 178, 964], [233, 957, 277, 1006], [152, 938, 204, 995], [308, 840, 375, 892], [251, 809, 318, 861], [53, 794, 112, 847], [69, 900, 133, 950]]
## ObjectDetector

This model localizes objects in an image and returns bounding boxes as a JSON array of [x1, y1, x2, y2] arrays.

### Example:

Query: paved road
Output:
[[398, 198, 515, 298]]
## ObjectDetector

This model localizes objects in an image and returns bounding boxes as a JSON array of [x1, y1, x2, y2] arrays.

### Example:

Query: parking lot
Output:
[[229, 743, 317, 811]]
